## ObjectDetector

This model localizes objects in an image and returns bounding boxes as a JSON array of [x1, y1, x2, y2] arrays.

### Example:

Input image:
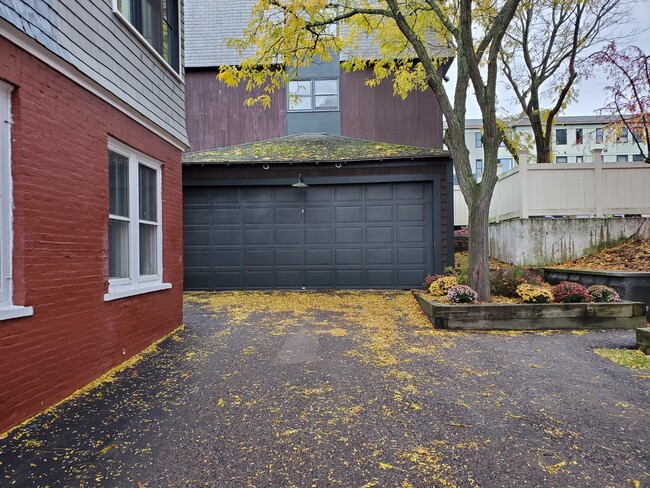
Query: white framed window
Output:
[[113, 0, 180, 74], [555, 128, 567, 145], [474, 132, 482, 148], [576, 156, 584, 163], [287, 79, 339, 112], [475, 159, 483, 174], [0, 82, 33, 320], [616, 154, 629, 162], [106, 139, 170, 301], [556, 156, 568, 163]]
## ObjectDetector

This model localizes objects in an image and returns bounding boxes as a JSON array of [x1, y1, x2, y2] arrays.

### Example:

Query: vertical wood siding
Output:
[[340, 68, 444, 149], [185, 70, 286, 152]]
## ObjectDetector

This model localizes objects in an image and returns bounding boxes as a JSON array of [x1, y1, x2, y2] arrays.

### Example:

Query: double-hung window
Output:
[[115, 0, 180, 72], [106, 140, 169, 300], [595, 128, 603, 144], [287, 79, 339, 112], [0, 82, 33, 320], [555, 128, 567, 145]]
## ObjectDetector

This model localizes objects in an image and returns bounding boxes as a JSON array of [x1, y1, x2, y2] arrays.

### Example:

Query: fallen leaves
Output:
[[553, 238, 650, 272]]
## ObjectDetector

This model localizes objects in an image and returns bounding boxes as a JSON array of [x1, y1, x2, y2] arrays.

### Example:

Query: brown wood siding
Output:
[[183, 158, 453, 269], [340, 68, 444, 149], [185, 70, 286, 152]]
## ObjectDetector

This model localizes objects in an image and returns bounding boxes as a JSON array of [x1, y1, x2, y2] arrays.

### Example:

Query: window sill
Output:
[[0, 305, 34, 321], [104, 283, 172, 302], [112, 9, 183, 83]]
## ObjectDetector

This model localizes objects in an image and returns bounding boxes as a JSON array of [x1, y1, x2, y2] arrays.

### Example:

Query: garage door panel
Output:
[[184, 207, 210, 225], [214, 250, 242, 266], [184, 188, 211, 205], [398, 226, 425, 243], [366, 184, 393, 201], [185, 271, 214, 288], [214, 230, 240, 246], [306, 248, 332, 265], [336, 269, 364, 286], [305, 207, 331, 224], [274, 187, 302, 203], [213, 188, 240, 203], [215, 271, 242, 288], [244, 188, 271, 203], [305, 269, 333, 286], [397, 204, 425, 222], [305, 186, 331, 203], [397, 183, 425, 200], [367, 269, 394, 287], [366, 248, 393, 265], [398, 248, 426, 265], [335, 206, 362, 223], [185, 229, 210, 246], [306, 228, 332, 244], [366, 227, 394, 243], [398, 269, 426, 287], [213, 208, 240, 225], [244, 208, 271, 224], [275, 207, 302, 224], [245, 270, 272, 288], [366, 205, 393, 222], [244, 229, 272, 245], [335, 248, 363, 265], [184, 249, 211, 267], [245, 249, 272, 266], [335, 186, 362, 202], [336, 228, 362, 244], [275, 228, 302, 245], [276, 249, 302, 266], [275, 270, 302, 287]]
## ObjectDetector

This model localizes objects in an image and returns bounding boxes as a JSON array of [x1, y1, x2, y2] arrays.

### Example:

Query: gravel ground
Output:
[[0, 290, 647, 487]]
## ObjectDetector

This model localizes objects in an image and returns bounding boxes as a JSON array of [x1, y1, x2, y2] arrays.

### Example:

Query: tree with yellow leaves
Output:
[[219, 0, 521, 300]]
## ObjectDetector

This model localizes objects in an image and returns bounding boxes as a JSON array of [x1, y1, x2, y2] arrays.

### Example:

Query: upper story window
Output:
[[475, 159, 483, 174], [555, 128, 567, 145], [115, 0, 179, 72], [575, 128, 583, 144], [498, 158, 513, 172], [474, 132, 482, 148], [106, 139, 170, 301], [0, 82, 33, 320], [617, 127, 629, 143], [595, 128, 603, 144], [287, 79, 339, 112]]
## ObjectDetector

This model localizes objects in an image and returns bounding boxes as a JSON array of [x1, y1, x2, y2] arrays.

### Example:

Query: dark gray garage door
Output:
[[183, 182, 435, 289]]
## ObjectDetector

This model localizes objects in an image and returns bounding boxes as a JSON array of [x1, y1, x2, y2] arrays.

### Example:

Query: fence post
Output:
[[592, 149, 603, 217], [519, 152, 529, 219]]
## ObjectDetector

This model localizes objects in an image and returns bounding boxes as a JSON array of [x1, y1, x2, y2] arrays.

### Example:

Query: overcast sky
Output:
[[447, 2, 650, 119]]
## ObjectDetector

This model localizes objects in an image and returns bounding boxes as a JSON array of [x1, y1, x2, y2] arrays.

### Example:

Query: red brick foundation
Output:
[[0, 37, 183, 433]]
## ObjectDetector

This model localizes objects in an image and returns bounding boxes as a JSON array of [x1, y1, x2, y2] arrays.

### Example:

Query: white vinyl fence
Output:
[[454, 151, 650, 226]]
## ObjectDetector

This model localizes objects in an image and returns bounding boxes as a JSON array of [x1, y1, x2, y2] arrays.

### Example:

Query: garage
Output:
[[182, 134, 454, 290]]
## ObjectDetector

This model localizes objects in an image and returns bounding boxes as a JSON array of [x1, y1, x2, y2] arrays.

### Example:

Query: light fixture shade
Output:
[[291, 174, 309, 188]]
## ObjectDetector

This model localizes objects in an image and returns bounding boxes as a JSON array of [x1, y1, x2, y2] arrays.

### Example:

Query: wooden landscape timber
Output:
[[414, 292, 647, 331]]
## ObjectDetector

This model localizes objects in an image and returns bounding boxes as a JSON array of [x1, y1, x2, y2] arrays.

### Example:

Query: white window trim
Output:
[[105, 138, 170, 301], [0, 81, 33, 321], [287, 78, 339, 112], [111, 0, 183, 82]]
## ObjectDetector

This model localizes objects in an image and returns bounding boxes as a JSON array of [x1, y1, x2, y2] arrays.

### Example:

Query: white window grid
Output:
[[107, 138, 163, 293], [287, 79, 339, 112], [0, 82, 13, 307]]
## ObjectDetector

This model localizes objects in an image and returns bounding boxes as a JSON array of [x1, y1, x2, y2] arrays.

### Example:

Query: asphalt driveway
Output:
[[0, 291, 648, 487]]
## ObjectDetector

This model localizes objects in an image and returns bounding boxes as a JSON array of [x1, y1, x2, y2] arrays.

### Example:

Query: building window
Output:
[[576, 156, 583, 163], [595, 128, 603, 144], [633, 154, 644, 162], [0, 82, 33, 319], [498, 158, 513, 171], [555, 128, 567, 145], [616, 154, 628, 162], [575, 129, 583, 144], [556, 156, 568, 163], [474, 132, 482, 148], [475, 159, 483, 174], [618, 127, 629, 143], [115, 0, 179, 72], [107, 140, 168, 300], [287, 79, 339, 112]]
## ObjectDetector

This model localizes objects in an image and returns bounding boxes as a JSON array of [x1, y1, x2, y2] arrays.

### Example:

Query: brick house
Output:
[[0, 1, 187, 433]]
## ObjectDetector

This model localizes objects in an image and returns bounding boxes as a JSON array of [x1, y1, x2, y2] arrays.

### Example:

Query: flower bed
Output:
[[414, 292, 647, 331]]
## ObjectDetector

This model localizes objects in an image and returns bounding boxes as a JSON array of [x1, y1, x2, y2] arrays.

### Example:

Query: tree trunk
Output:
[[467, 193, 492, 301]]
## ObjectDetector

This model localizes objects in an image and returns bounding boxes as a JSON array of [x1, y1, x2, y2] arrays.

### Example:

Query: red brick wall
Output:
[[0, 38, 184, 433]]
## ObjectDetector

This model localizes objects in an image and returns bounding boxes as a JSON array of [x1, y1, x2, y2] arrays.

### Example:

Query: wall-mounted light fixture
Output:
[[291, 174, 309, 188]]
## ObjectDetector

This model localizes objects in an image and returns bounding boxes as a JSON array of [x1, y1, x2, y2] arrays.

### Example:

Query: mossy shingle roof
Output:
[[183, 134, 449, 164]]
